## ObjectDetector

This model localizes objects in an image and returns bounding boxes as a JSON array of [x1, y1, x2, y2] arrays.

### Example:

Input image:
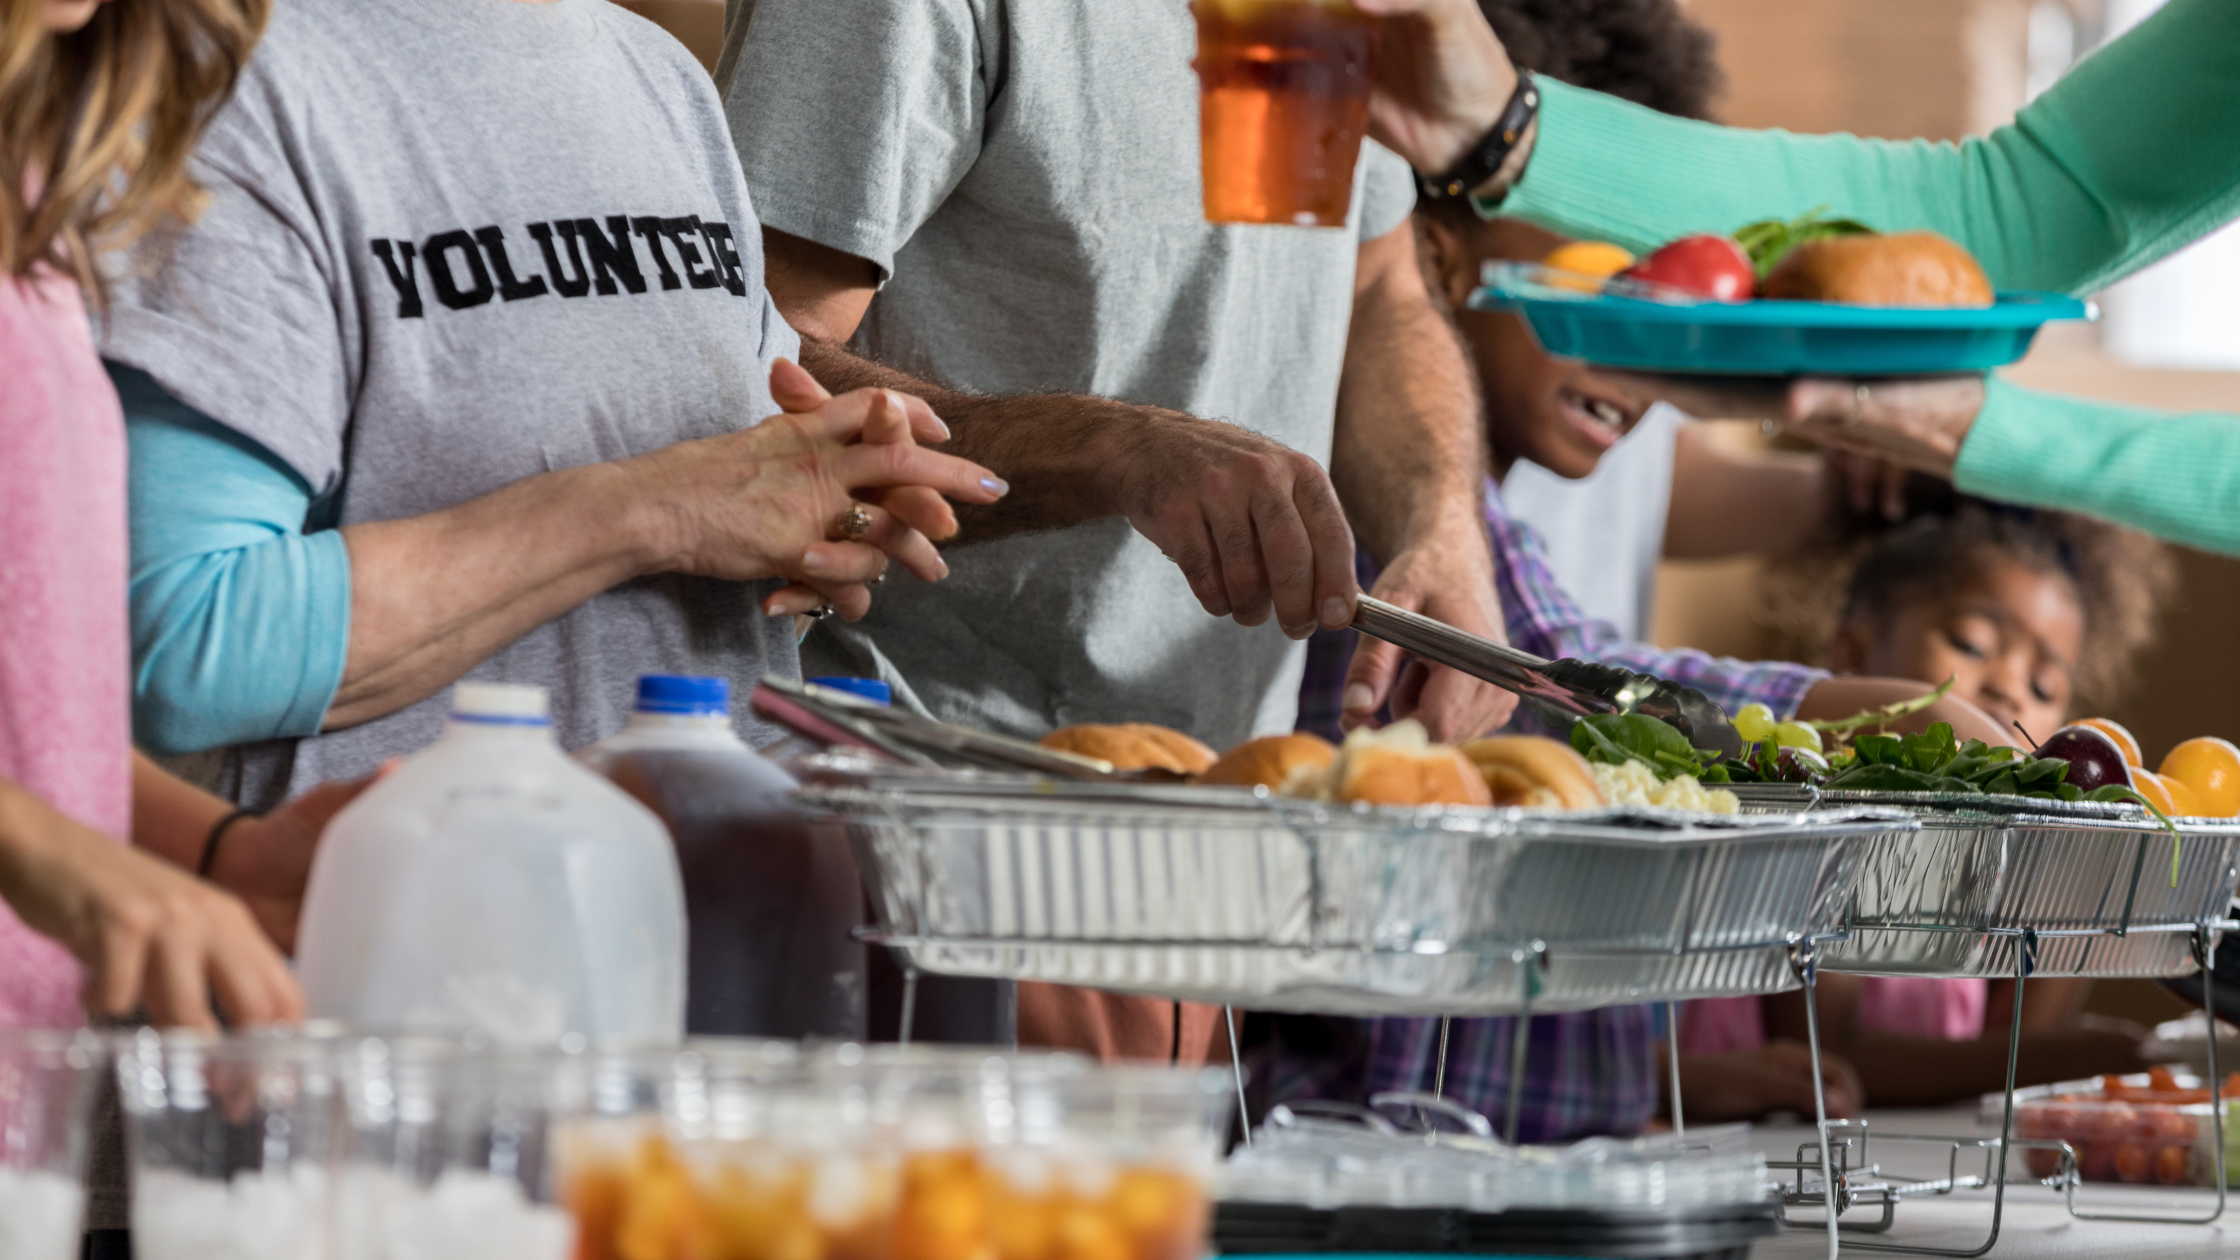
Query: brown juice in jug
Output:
[[601, 748, 867, 1039]]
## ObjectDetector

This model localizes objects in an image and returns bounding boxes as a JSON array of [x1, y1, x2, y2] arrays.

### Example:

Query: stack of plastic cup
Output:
[[115, 1029, 344, 1260], [0, 1029, 101, 1260], [330, 1035, 587, 1260]]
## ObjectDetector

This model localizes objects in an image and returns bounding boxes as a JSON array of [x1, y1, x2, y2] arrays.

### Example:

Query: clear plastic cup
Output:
[[115, 1029, 343, 1260], [0, 1029, 102, 1260], [1192, 0, 1382, 226], [332, 1036, 587, 1260], [555, 1042, 1229, 1260]]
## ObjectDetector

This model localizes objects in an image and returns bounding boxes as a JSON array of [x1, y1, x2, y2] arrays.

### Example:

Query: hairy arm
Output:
[[1330, 223, 1489, 566], [766, 228, 1360, 633], [1329, 222, 1516, 739]]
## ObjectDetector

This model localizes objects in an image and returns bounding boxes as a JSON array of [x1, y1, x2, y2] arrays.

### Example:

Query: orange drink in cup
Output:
[[1191, 0, 1381, 227]]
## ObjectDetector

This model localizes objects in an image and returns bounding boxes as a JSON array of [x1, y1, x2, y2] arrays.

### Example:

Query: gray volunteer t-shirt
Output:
[[719, 0, 1416, 750], [102, 0, 802, 809]]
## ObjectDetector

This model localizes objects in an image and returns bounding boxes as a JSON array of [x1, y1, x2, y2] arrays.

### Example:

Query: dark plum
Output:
[[2033, 726, 2134, 793]]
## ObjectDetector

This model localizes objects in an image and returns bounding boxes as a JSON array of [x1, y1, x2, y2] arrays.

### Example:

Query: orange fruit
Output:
[[2073, 718, 2144, 768], [2134, 769, 2201, 818], [1542, 241, 1636, 291], [2159, 736, 2240, 818]]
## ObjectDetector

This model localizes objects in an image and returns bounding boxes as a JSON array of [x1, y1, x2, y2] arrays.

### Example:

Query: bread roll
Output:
[[1039, 723, 1218, 775], [1463, 736, 1605, 810], [1761, 232, 1992, 307], [1340, 744, 1494, 807], [1198, 733, 1338, 790]]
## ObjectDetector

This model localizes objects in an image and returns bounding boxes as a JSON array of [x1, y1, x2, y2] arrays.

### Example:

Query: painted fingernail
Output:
[[981, 477, 1010, 496], [1342, 684, 1374, 713], [800, 550, 828, 573], [1322, 596, 1350, 627], [928, 412, 952, 441], [936, 556, 951, 578]]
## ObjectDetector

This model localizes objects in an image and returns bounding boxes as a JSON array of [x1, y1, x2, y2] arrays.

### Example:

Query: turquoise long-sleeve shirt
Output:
[[1491, 0, 2240, 554], [115, 364, 349, 754]]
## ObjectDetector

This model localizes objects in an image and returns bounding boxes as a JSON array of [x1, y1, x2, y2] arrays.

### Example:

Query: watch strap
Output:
[[1416, 70, 1539, 202]]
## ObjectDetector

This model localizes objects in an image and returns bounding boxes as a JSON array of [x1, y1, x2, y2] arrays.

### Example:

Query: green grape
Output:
[[1735, 703, 1777, 745], [1773, 721, 1824, 754]]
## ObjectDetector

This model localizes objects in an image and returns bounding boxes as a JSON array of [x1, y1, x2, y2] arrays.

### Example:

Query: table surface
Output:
[[1744, 1107, 2235, 1258]]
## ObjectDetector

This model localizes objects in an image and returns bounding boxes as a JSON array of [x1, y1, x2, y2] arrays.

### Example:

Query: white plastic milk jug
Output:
[[296, 683, 685, 1043]]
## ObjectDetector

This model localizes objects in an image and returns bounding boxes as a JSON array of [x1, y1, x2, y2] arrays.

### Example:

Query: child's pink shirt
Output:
[[0, 270, 132, 1029], [1679, 979, 1989, 1057]]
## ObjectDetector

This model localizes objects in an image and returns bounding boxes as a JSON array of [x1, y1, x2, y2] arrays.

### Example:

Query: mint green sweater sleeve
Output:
[[1499, 0, 2240, 296], [1956, 379, 2240, 556], [1496, 0, 2240, 554], [116, 364, 351, 755]]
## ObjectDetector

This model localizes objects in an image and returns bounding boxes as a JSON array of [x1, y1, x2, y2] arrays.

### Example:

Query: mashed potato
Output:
[[1590, 761, 1740, 815]]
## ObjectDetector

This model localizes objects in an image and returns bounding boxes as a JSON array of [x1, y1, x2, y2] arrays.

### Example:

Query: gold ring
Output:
[[835, 503, 874, 541]]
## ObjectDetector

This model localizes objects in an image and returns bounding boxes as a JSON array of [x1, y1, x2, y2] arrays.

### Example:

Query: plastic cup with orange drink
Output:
[[1191, 0, 1380, 227]]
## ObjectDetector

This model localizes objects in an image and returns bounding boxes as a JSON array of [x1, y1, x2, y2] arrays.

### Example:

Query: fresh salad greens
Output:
[[1569, 713, 1714, 778], [1732, 206, 1875, 278]]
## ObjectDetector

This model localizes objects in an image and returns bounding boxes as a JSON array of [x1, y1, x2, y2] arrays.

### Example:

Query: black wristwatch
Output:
[[1415, 70, 1539, 202]]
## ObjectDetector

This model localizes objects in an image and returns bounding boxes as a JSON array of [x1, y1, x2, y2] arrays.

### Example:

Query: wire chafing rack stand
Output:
[[1747, 919, 2234, 1260]]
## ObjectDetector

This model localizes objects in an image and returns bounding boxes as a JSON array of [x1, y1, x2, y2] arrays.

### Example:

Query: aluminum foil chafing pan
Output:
[[798, 773, 1905, 1016], [1804, 791, 2240, 978]]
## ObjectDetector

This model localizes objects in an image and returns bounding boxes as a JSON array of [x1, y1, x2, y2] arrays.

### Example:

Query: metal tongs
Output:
[[1351, 595, 1743, 758], [750, 676, 1131, 780]]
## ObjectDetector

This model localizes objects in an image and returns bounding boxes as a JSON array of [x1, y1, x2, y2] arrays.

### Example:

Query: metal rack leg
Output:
[[1844, 928, 2034, 1258], [1503, 956, 1535, 1146], [1666, 999, 1686, 1137], [1433, 1017, 1453, 1101], [2067, 924, 2228, 1224], [1795, 945, 1838, 1260], [1225, 1005, 1253, 1147], [899, 964, 919, 1048]]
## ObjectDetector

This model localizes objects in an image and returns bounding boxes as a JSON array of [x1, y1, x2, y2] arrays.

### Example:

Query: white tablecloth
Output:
[[1746, 1108, 2236, 1258]]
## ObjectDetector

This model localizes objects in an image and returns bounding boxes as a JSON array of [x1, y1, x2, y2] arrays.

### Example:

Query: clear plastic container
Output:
[[332, 1036, 584, 1260], [0, 1029, 101, 1260], [1219, 1097, 1768, 1214], [297, 683, 686, 1044], [580, 676, 865, 1039], [2000, 1070, 2223, 1185], [554, 1042, 1228, 1260], [116, 1029, 345, 1260]]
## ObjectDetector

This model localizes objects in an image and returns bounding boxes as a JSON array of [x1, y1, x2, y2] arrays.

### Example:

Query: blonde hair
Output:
[[0, 0, 266, 289]]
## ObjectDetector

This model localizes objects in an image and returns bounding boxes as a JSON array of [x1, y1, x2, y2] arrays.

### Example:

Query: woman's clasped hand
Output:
[[623, 358, 1007, 622]]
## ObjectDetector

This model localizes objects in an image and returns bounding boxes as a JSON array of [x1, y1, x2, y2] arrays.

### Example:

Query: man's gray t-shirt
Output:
[[102, 0, 802, 809], [719, 0, 1416, 749]]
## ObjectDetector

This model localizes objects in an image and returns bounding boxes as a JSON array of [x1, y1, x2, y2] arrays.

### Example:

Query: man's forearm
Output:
[[1331, 231, 1489, 560], [798, 336, 1177, 542]]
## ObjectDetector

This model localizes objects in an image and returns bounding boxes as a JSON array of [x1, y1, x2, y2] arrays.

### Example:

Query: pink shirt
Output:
[[0, 270, 131, 1029], [1679, 979, 1989, 1057]]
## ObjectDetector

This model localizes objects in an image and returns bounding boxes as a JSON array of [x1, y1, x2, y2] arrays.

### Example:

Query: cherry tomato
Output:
[[1620, 235, 1757, 301], [2113, 1141, 2154, 1183], [2156, 1144, 2193, 1185]]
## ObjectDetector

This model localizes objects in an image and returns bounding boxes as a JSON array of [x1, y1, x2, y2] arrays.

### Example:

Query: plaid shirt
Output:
[[1267, 478, 1826, 1143]]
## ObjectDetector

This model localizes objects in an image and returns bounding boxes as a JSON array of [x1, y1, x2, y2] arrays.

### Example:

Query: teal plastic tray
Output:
[[1470, 261, 2093, 377]]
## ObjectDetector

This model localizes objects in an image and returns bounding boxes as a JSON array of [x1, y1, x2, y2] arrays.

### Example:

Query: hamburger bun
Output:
[[1761, 232, 1992, 307], [1039, 723, 1218, 775], [1198, 732, 1338, 790], [1462, 736, 1606, 810]]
